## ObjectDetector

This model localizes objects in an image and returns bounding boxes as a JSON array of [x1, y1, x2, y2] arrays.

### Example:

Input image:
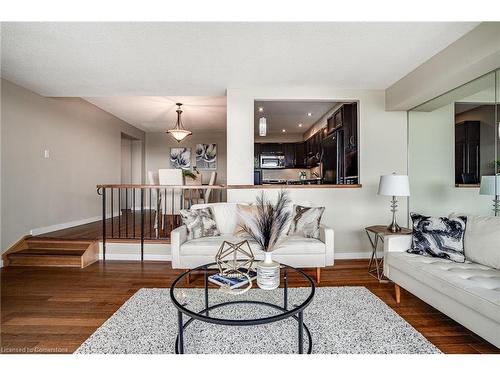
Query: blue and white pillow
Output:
[[407, 213, 467, 263]]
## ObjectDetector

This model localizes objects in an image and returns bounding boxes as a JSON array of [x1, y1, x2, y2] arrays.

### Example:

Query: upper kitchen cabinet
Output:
[[342, 103, 358, 152], [260, 142, 283, 154]]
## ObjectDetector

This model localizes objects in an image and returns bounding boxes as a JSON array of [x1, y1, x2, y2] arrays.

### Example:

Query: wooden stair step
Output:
[[3, 237, 99, 268], [14, 248, 87, 256], [7, 253, 83, 267]]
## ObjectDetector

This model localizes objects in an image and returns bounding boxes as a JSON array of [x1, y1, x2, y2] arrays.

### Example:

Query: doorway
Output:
[[121, 133, 143, 210]]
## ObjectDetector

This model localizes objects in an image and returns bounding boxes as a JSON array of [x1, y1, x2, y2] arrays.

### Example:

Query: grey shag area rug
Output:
[[75, 287, 440, 354]]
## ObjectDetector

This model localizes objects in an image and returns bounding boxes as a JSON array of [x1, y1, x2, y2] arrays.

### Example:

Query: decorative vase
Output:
[[257, 251, 280, 290]]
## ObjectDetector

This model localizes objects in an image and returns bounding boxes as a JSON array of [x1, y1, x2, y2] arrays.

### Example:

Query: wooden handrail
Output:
[[96, 184, 227, 189], [96, 183, 362, 189]]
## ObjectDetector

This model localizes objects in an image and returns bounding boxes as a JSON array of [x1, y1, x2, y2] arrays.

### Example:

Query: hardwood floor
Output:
[[1, 260, 498, 354], [34, 210, 179, 242]]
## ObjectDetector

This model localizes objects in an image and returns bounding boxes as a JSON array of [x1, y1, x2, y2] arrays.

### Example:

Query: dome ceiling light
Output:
[[166, 103, 192, 142]]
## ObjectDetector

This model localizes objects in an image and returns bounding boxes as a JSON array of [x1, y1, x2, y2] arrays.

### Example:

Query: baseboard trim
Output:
[[335, 251, 372, 260], [98, 253, 171, 261], [30, 212, 120, 236]]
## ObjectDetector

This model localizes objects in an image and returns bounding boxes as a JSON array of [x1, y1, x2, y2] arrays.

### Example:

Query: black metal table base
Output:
[[174, 300, 312, 354], [170, 262, 315, 355]]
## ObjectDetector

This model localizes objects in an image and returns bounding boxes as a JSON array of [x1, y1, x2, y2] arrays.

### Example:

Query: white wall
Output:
[[1, 79, 145, 251], [226, 87, 407, 256], [386, 22, 500, 111], [145, 130, 227, 185]]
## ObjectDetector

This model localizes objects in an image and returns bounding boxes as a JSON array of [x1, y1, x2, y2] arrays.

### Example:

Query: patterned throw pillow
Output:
[[407, 213, 467, 263], [288, 205, 325, 239], [180, 207, 220, 240], [234, 204, 258, 237]]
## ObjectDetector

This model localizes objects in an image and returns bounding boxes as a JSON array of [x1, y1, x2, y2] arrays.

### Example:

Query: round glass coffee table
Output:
[[169, 262, 315, 354]]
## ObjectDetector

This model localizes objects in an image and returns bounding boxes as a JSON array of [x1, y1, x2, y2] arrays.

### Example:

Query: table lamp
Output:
[[479, 175, 500, 216], [378, 173, 410, 232]]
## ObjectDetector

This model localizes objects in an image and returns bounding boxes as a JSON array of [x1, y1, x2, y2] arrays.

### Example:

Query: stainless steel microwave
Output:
[[260, 154, 285, 169]]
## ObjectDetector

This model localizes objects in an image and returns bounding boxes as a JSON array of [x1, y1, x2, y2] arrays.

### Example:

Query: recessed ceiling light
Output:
[[282, 129, 286, 133], [258, 107, 264, 112], [307, 112, 312, 117], [298, 123, 303, 127]]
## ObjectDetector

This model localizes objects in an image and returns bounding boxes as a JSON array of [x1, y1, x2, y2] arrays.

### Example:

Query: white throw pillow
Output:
[[449, 213, 500, 269], [191, 202, 245, 234], [283, 200, 311, 234]]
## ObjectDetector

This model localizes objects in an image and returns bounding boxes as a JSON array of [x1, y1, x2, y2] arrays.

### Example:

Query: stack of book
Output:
[[208, 268, 257, 290]]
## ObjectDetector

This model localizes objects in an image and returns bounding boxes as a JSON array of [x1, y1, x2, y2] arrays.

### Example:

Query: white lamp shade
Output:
[[479, 175, 500, 196], [377, 174, 410, 197], [259, 117, 267, 137]]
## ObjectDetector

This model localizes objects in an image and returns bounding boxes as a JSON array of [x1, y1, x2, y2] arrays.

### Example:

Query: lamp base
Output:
[[387, 196, 401, 233], [387, 222, 402, 233]]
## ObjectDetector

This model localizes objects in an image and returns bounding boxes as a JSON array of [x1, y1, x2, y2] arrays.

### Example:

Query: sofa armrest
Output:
[[320, 225, 335, 266], [171, 225, 188, 269], [383, 235, 412, 254]]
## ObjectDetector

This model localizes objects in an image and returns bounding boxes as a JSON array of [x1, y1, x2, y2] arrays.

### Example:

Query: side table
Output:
[[365, 225, 412, 282]]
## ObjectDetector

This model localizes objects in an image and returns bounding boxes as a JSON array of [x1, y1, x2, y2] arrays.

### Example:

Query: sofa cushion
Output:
[[408, 213, 466, 263], [234, 204, 258, 236], [180, 234, 326, 256], [387, 251, 500, 324], [179, 207, 220, 240], [191, 202, 243, 234], [288, 205, 325, 239], [450, 214, 500, 270]]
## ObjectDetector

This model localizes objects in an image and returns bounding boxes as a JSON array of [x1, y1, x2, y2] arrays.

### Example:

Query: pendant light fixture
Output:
[[259, 116, 267, 137], [166, 103, 192, 142]]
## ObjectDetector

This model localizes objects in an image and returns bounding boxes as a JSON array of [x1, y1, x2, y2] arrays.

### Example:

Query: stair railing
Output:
[[96, 184, 227, 261]]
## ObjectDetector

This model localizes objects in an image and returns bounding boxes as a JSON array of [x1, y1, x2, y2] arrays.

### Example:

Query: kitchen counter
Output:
[[229, 184, 362, 189]]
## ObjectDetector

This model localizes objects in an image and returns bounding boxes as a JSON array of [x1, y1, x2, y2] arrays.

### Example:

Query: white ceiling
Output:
[[84, 96, 226, 132], [1, 22, 479, 97], [254, 101, 337, 135]]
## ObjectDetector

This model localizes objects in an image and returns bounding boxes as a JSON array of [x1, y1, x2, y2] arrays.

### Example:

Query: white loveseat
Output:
[[171, 202, 334, 282], [383, 215, 500, 348]]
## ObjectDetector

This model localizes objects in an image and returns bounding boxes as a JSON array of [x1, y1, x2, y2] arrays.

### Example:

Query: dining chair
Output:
[[204, 171, 218, 204], [158, 169, 183, 214]]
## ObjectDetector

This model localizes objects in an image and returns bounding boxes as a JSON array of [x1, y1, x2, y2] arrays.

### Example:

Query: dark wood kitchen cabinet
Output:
[[260, 143, 283, 154], [327, 103, 357, 151], [342, 103, 358, 151], [455, 121, 480, 184], [294, 142, 306, 167], [283, 143, 295, 168]]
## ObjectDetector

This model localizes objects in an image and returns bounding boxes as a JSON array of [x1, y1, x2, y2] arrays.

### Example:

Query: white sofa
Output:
[[171, 202, 334, 282], [383, 215, 500, 348]]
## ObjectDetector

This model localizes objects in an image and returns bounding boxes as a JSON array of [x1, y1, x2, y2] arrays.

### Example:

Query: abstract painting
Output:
[[170, 147, 191, 169], [195, 144, 217, 169]]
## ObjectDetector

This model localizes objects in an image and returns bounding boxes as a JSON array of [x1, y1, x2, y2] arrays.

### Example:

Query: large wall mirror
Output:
[[408, 69, 499, 220]]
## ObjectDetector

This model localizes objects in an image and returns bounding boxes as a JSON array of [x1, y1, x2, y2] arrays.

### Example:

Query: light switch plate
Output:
[[44, 149, 50, 159]]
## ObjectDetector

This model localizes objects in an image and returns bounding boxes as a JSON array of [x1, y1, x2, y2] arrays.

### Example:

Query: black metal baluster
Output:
[[149, 188, 152, 239], [110, 188, 114, 238], [140, 188, 144, 261], [133, 188, 136, 238], [118, 188, 121, 238], [125, 188, 129, 238], [101, 187, 106, 261]]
